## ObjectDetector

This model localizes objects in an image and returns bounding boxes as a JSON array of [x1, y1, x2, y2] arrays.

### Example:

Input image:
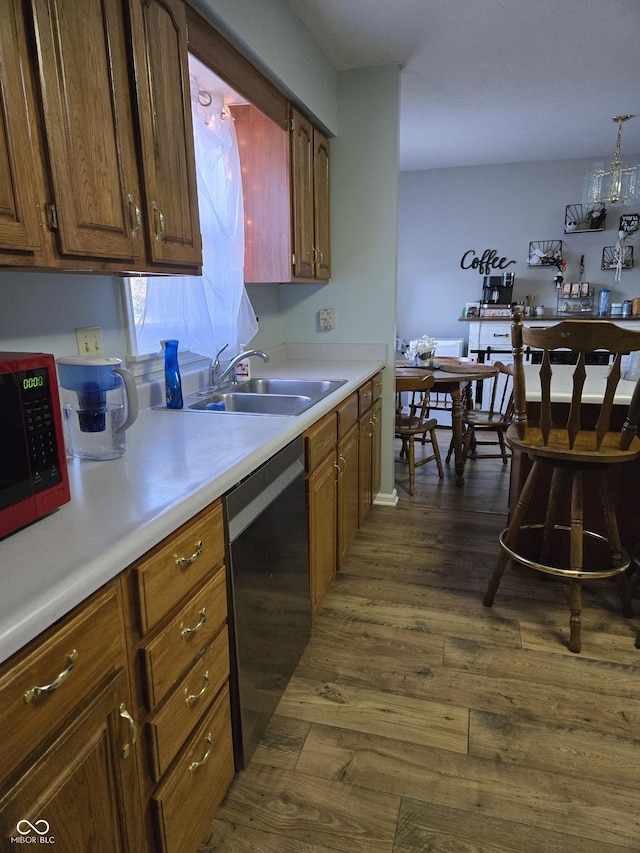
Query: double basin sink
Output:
[[184, 378, 347, 416]]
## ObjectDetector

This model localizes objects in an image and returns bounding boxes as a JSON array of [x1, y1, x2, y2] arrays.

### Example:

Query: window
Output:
[[124, 55, 257, 365]]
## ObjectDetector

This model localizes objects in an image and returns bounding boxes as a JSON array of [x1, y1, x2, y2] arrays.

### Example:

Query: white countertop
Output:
[[0, 353, 384, 664]]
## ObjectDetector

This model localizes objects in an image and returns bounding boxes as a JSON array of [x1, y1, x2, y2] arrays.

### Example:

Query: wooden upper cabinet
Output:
[[0, 2, 43, 257], [234, 103, 331, 283], [30, 0, 144, 260], [0, 0, 200, 272], [313, 128, 331, 281], [290, 107, 331, 282], [233, 104, 292, 284], [290, 109, 315, 279], [127, 0, 202, 267]]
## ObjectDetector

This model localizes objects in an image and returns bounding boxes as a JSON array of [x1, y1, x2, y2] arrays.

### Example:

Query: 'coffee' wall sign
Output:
[[460, 249, 516, 275]]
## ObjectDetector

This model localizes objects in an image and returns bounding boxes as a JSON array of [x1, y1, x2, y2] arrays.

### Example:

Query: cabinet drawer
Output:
[[476, 322, 511, 352], [133, 502, 224, 635], [358, 380, 373, 415], [304, 411, 337, 472], [151, 683, 234, 853], [337, 393, 358, 439], [371, 372, 383, 402], [0, 581, 124, 778], [147, 629, 230, 781], [140, 568, 227, 709]]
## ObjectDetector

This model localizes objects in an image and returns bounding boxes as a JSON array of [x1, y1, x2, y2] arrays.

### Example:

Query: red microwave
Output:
[[0, 352, 70, 538]]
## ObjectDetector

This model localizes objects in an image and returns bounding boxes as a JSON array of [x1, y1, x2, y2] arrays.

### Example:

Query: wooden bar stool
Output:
[[483, 308, 640, 653]]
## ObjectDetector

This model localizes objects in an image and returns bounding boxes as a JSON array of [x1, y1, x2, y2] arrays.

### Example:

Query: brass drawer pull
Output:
[[23, 650, 78, 703], [128, 193, 142, 238], [185, 671, 210, 706], [181, 608, 207, 638], [188, 733, 213, 772], [118, 703, 137, 759], [175, 541, 203, 569], [152, 201, 166, 242]]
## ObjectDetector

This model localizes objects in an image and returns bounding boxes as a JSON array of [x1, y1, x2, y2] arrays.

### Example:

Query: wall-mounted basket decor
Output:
[[564, 203, 606, 233], [528, 240, 563, 266], [601, 245, 634, 270]]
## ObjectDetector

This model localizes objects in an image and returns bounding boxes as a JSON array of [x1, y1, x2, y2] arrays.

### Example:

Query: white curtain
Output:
[[131, 80, 258, 360]]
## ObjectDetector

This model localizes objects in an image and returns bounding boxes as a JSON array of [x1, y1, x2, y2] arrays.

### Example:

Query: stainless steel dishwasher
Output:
[[223, 436, 310, 769]]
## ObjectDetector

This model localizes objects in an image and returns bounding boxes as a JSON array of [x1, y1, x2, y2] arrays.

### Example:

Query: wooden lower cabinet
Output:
[[359, 386, 374, 527], [305, 375, 383, 615], [305, 412, 338, 620], [358, 373, 383, 526], [122, 500, 235, 852], [151, 683, 234, 853], [371, 396, 382, 500], [0, 669, 143, 851], [337, 394, 360, 566], [0, 580, 145, 852]]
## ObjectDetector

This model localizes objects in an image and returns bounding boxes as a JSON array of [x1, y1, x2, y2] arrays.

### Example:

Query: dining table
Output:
[[395, 357, 498, 485]]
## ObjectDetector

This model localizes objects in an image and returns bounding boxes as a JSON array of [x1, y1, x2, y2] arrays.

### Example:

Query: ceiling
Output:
[[281, 0, 640, 172]]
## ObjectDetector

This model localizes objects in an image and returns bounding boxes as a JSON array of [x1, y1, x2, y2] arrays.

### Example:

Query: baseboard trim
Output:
[[373, 489, 398, 507]]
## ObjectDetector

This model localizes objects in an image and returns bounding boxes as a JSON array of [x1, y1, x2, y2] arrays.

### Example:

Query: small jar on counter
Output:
[[623, 300, 633, 318]]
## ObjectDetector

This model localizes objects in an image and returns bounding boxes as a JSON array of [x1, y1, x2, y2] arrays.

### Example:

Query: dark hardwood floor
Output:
[[200, 431, 640, 852]]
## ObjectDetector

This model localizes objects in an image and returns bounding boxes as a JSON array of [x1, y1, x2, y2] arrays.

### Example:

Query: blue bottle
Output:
[[598, 288, 611, 317], [163, 339, 183, 409]]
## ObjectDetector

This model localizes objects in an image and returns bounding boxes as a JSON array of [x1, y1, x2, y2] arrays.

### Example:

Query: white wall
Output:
[[397, 158, 640, 351], [0, 271, 127, 358], [280, 66, 401, 497]]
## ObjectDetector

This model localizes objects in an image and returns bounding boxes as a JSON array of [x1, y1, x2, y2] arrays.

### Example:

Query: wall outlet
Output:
[[76, 326, 103, 356], [319, 308, 335, 330]]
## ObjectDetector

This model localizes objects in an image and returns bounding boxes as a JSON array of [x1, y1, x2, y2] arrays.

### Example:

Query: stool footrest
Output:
[[498, 524, 631, 579]]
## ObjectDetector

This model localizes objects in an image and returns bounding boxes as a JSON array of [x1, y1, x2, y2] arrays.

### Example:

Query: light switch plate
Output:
[[319, 308, 335, 330], [76, 326, 104, 356]]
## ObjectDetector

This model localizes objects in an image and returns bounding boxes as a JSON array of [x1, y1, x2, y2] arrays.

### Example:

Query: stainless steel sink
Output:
[[184, 377, 347, 416], [187, 392, 313, 416], [224, 378, 346, 397]]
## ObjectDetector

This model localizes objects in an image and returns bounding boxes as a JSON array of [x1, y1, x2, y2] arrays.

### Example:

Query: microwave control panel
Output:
[[18, 368, 63, 493]]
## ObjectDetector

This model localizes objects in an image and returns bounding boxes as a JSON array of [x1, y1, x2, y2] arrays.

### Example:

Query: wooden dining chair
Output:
[[395, 373, 443, 495], [460, 361, 514, 464], [483, 308, 640, 652]]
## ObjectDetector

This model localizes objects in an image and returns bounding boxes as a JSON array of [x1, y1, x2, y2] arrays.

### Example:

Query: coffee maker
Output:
[[481, 272, 514, 306]]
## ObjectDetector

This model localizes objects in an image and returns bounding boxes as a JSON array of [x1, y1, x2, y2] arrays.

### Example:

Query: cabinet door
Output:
[[0, 1, 43, 255], [359, 413, 373, 526], [371, 397, 382, 500], [0, 669, 144, 852], [30, 0, 143, 260], [290, 108, 314, 279], [313, 128, 331, 280], [337, 424, 358, 566], [128, 0, 202, 267], [308, 449, 337, 619], [233, 104, 291, 283]]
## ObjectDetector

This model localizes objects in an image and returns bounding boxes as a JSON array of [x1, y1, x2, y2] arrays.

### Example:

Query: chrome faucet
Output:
[[209, 343, 229, 389], [209, 345, 269, 389]]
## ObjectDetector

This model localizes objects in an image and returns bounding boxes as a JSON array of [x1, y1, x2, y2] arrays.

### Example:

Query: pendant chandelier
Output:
[[583, 115, 640, 208]]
